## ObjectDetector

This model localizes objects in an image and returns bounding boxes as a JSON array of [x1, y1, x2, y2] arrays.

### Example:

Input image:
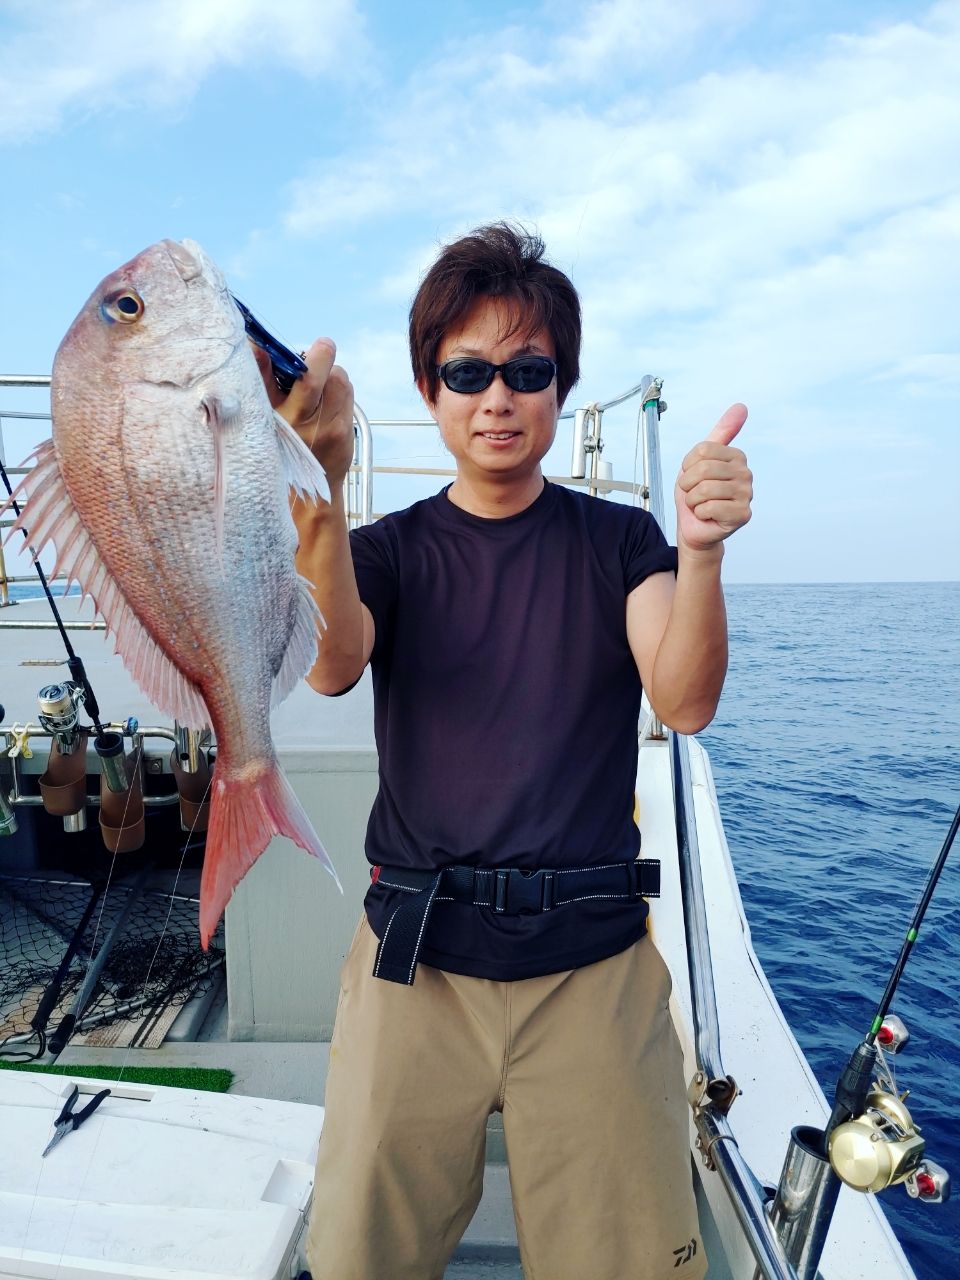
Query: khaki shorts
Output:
[[306, 915, 706, 1280]]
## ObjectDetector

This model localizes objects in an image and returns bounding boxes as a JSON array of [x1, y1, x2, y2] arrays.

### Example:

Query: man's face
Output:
[[421, 296, 559, 488]]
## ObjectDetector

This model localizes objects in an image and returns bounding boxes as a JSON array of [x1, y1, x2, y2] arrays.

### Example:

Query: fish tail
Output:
[[199, 760, 342, 949]]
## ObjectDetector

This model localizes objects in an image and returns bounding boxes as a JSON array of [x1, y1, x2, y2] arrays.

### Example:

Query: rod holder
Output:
[[768, 1125, 841, 1280], [38, 732, 89, 827], [173, 721, 201, 774], [95, 732, 129, 793], [96, 733, 145, 853], [170, 744, 212, 833]]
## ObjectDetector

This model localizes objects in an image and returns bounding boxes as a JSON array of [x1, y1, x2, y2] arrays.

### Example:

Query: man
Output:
[[265, 223, 752, 1279]]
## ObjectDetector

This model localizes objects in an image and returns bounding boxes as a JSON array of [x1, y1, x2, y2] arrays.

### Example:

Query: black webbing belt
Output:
[[370, 859, 660, 986]]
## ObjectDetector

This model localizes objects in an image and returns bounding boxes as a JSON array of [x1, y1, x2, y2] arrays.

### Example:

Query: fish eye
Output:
[[101, 290, 145, 324]]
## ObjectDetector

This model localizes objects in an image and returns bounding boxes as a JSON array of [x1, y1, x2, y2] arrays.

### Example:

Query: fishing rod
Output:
[[768, 797, 958, 1280], [27, 878, 106, 1057], [47, 861, 155, 1056], [826, 795, 960, 1138], [0, 456, 105, 736]]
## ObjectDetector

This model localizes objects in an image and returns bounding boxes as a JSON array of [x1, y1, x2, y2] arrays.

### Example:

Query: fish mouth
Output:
[[162, 239, 203, 283]]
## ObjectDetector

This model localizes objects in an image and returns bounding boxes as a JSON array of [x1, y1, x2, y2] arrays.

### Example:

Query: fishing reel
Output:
[[36, 682, 90, 831], [827, 1086, 924, 1193], [37, 682, 85, 753], [827, 1016, 950, 1202]]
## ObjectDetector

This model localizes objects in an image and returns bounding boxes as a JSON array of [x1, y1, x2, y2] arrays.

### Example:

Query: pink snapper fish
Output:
[[6, 238, 340, 944]]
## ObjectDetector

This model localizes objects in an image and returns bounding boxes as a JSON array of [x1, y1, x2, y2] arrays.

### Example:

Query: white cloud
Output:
[[279, 2, 960, 275], [547, 0, 760, 80], [0, 0, 368, 143], [270, 0, 960, 582], [876, 353, 960, 395]]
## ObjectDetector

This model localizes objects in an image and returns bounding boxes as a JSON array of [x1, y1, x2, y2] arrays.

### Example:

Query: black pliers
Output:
[[42, 1084, 111, 1157]]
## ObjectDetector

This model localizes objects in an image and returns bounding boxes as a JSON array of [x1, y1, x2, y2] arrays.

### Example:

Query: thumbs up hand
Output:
[[674, 403, 753, 553]]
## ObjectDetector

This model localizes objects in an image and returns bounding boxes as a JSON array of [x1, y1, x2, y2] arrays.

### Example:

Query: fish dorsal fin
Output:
[[5, 439, 211, 730], [273, 410, 332, 504], [271, 575, 325, 708]]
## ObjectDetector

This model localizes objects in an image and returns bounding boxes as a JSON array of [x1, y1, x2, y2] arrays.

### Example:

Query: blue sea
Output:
[[700, 582, 960, 1279], [6, 579, 958, 1275]]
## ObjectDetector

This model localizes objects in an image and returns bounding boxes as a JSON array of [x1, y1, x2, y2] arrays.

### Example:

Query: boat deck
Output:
[[0, 596, 916, 1280]]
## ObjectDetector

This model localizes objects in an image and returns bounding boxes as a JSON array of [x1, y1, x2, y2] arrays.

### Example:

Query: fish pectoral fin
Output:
[[271, 576, 325, 709], [201, 396, 243, 566], [4, 439, 211, 731], [201, 395, 243, 430], [274, 410, 331, 505]]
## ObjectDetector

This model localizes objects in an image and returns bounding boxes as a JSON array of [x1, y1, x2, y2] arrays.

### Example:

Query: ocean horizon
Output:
[[701, 580, 960, 1279]]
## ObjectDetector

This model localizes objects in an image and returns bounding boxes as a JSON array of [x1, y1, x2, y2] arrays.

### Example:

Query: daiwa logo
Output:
[[673, 1238, 698, 1267]]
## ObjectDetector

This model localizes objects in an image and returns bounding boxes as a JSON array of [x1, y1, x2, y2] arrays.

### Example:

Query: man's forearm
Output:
[[293, 483, 368, 694], [648, 544, 728, 734]]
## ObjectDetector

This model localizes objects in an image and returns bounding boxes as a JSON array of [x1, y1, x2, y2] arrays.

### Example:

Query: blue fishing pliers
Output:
[[42, 1084, 111, 1157]]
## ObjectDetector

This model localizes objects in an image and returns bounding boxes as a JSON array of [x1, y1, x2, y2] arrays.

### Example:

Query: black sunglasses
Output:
[[233, 295, 307, 395], [437, 356, 557, 395]]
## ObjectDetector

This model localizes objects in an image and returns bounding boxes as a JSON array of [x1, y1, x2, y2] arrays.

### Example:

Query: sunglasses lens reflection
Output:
[[445, 360, 494, 393], [507, 359, 555, 392]]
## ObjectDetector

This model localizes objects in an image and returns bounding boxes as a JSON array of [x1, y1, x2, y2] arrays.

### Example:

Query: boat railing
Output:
[[0, 371, 802, 1279], [635, 380, 799, 1280], [0, 374, 649, 599]]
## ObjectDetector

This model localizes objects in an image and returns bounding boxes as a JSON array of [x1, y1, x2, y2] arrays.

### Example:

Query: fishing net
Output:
[[0, 872, 224, 1059]]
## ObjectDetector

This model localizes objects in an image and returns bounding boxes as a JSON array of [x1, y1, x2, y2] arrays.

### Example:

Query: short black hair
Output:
[[409, 222, 581, 407]]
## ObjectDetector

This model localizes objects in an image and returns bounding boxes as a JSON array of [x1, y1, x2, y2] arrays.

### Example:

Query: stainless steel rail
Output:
[[638, 377, 799, 1280], [0, 618, 106, 630], [0, 377, 644, 588], [2, 724, 182, 809], [671, 731, 798, 1280], [352, 404, 374, 527], [0, 373, 377, 530]]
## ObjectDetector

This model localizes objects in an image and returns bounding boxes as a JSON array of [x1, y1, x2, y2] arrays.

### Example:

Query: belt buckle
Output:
[[497, 868, 555, 914]]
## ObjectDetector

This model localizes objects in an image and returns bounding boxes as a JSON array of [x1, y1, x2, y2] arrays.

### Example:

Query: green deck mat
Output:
[[0, 1061, 234, 1092]]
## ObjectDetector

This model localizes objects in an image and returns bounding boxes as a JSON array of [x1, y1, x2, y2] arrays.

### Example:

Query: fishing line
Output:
[[45, 740, 150, 1056], [0, 457, 105, 736], [0, 782, 137, 1066], [23, 765, 214, 1279], [50, 736, 212, 1065]]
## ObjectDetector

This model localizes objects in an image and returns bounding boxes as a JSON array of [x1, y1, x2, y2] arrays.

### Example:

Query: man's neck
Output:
[[446, 471, 545, 519]]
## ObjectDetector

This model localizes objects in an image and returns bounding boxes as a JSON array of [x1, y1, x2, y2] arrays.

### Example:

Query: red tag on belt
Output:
[[370, 866, 381, 884]]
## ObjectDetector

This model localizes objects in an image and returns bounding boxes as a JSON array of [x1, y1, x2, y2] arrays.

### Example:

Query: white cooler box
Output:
[[0, 1071, 324, 1280]]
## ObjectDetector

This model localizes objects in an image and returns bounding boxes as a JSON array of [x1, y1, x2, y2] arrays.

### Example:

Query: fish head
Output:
[[52, 238, 247, 403]]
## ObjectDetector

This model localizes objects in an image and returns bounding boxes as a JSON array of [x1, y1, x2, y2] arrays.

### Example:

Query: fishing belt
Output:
[[370, 859, 661, 986]]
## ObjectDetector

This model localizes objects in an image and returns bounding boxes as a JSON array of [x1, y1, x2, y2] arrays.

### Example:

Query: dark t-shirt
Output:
[[350, 480, 678, 980]]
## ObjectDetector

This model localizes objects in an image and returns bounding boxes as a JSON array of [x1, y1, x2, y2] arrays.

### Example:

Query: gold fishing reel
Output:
[[827, 1087, 924, 1193], [828, 1015, 951, 1201]]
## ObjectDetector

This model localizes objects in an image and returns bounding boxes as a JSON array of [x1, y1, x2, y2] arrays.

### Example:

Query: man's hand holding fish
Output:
[[253, 337, 356, 486], [274, 340, 374, 699]]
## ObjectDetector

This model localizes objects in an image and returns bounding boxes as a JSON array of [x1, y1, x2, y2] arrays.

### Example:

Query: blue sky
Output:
[[1, 0, 957, 582]]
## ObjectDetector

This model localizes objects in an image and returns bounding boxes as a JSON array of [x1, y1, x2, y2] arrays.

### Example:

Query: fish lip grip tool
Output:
[[232, 295, 307, 395]]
